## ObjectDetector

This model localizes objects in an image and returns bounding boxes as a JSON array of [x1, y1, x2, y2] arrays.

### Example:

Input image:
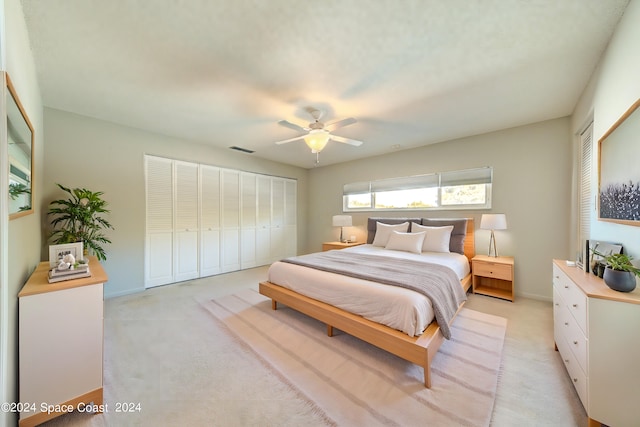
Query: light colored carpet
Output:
[[38, 266, 588, 426], [204, 288, 507, 427]]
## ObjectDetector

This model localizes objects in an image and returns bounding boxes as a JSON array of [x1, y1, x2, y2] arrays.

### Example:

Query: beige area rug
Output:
[[204, 289, 507, 427]]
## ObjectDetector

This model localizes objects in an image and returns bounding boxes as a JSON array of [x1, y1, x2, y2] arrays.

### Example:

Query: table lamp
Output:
[[480, 214, 507, 257], [332, 215, 352, 243]]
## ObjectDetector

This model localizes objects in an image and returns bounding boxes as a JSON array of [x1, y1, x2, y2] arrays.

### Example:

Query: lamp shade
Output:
[[304, 130, 330, 153], [332, 215, 352, 227], [480, 214, 507, 230]]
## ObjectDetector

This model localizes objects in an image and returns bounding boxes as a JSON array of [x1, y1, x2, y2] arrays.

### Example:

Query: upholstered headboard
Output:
[[366, 218, 421, 244], [367, 217, 475, 260]]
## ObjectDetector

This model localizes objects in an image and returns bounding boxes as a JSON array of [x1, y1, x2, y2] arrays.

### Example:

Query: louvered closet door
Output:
[[221, 170, 240, 272], [256, 175, 272, 265], [270, 178, 286, 262], [145, 156, 174, 287], [200, 165, 221, 277], [174, 161, 199, 282], [241, 173, 257, 269], [284, 179, 297, 257]]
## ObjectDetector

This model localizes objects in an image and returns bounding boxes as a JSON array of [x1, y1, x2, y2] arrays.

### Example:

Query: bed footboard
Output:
[[259, 280, 463, 388]]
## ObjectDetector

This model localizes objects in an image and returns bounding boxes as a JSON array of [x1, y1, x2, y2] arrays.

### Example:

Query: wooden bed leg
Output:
[[424, 365, 431, 388], [327, 325, 334, 337], [271, 300, 277, 310]]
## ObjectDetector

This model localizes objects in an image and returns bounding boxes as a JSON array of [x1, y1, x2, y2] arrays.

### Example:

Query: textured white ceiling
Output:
[[21, 0, 629, 168]]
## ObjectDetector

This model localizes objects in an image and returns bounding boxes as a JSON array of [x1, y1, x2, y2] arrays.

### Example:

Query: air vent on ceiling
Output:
[[229, 146, 254, 154]]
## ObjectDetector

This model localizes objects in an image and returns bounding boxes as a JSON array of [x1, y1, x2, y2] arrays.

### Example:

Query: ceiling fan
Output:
[[274, 107, 363, 164]]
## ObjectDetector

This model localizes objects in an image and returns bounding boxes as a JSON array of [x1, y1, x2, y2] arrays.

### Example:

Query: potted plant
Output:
[[591, 249, 640, 292], [47, 184, 114, 261]]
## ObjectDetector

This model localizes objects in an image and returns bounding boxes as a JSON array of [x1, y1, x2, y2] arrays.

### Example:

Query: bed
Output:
[[259, 217, 475, 387]]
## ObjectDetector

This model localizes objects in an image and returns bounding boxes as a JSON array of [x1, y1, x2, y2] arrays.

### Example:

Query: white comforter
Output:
[[267, 244, 470, 337]]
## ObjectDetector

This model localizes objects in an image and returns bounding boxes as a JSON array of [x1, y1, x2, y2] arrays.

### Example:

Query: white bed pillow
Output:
[[411, 223, 454, 253], [372, 222, 410, 247], [385, 231, 426, 254]]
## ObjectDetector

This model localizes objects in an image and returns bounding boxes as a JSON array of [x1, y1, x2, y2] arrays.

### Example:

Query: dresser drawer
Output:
[[561, 311, 588, 372], [473, 261, 512, 281], [553, 266, 588, 334], [553, 286, 567, 344], [557, 335, 588, 410]]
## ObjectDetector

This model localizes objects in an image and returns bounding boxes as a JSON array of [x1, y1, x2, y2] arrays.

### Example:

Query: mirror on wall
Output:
[[6, 73, 35, 219]]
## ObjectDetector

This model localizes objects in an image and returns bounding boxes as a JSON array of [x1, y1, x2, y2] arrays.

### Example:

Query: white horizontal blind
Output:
[[371, 174, 438, 192], [343, 181, 370, 195], [440, 167, 492, 186], [579, 122, 593, 245]]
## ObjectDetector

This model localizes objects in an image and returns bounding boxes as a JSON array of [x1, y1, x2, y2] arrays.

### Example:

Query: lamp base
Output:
[[487, 230, 499, 257]]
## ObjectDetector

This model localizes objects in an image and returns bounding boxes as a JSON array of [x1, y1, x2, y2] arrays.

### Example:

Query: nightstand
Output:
[[471, 255, 514, 301], [322, 241, 364, 251]]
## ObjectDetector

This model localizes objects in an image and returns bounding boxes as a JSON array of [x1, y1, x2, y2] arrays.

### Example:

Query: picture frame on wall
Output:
[[598, 98, 640, 226], [49, 242, 83, 267]]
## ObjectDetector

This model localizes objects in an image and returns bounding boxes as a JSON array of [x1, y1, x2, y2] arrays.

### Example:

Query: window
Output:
[[578, 122, 593, 266], [343, 167, 492, 212]]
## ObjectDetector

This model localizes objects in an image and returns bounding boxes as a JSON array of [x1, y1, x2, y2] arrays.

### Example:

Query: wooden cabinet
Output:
[[18, 257, 107, 427], [553, 259, 640, 427], [471, 255, 514, 301], [322, 241, 364, 251]]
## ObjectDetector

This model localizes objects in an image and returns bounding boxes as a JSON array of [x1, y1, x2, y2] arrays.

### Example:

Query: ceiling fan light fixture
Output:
[[304, 130, 330, 153]]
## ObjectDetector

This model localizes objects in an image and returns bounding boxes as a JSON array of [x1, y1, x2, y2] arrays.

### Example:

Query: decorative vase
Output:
[[603, 267, 637, 292]]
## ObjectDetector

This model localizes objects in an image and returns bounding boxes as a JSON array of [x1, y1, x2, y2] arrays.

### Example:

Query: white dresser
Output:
[[18, 257, 108, 427], [553, 259, 640, 427]]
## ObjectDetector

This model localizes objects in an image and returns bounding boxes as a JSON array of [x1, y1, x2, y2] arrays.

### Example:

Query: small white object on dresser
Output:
[[552, 259, 640, 427]]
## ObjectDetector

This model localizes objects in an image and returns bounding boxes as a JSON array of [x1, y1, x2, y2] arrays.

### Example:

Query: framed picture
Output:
[[49, 242, 83, 267], [586, 239, 622, 273], [598, 98, 640, 226]]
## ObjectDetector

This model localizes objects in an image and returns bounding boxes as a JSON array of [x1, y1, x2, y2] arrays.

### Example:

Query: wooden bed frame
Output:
[[259, 218, 475, 388]]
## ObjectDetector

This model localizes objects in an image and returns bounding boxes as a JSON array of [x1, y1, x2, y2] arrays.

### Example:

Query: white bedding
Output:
[[267, 244, 471, 337]]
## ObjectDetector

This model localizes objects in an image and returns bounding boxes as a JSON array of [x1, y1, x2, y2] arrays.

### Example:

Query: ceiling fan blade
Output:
[[329, 134, 363, 147], [325, 117, 357, 131], [274, 135, 306, 145], [278, 120, 308, 133]]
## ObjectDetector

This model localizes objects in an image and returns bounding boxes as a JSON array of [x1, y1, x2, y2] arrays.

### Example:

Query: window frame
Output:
[[343, 167, 493, 212]]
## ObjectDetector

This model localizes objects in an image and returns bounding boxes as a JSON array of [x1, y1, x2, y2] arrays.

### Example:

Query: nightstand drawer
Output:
[[473, 261, 512, 281]]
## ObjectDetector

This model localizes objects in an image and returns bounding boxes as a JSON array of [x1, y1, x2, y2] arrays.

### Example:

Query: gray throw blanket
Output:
[[280, 251, 467, 339]]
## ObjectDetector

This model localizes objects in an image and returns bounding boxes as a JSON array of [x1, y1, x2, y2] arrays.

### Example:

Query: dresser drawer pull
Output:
[[573, 341, 578, 345], [564, 285, 569, 289], [573, 378, 578, 383], [572, 304, 578, 308], [564, 322, 569, 326]]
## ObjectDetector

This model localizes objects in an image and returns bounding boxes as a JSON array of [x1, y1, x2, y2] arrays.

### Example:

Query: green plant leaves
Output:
[[47, 183, 113, 261]]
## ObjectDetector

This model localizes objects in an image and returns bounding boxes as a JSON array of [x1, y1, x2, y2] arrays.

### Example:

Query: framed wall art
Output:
[[49, 242, 83, 267], [598, 98, 640, 226]]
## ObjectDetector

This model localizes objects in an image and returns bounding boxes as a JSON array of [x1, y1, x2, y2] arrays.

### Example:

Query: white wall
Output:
[[43, 108, 309, 298], [572, 0, 640, 267], [309, 117, 572, 300], [1, 0, 43, 424]]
